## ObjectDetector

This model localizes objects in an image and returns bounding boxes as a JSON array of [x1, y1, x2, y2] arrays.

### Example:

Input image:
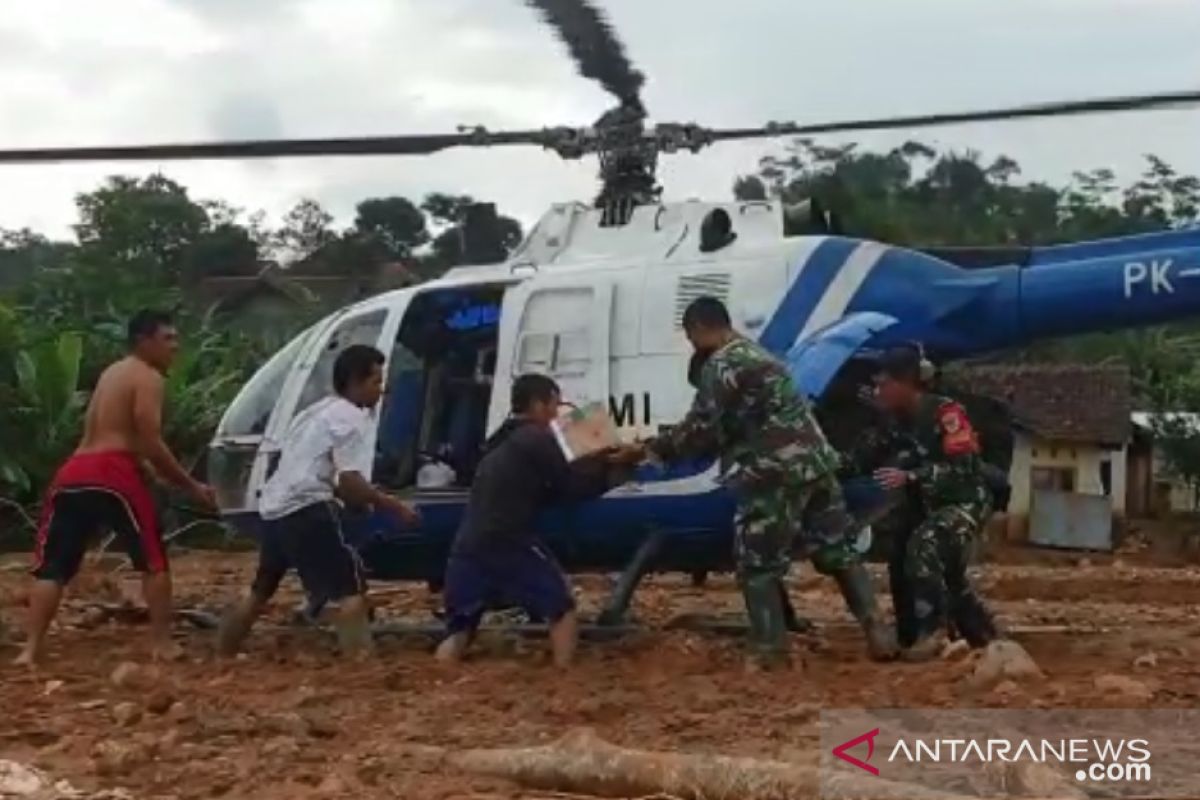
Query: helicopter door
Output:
[[490, 277, 613, 431], [249, 306, 392, 504]]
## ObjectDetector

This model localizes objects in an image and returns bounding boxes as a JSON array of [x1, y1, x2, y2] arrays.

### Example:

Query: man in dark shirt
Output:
[[435, 374, 638, 667]]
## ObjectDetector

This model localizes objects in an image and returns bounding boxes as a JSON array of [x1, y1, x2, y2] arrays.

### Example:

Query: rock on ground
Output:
[[3, 758, 134, 798], [1094, 673, 1155, 701], [964, 639, 1044, 691]]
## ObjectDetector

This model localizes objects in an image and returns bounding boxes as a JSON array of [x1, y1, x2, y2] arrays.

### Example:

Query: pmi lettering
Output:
[[608, 392, 652, 427]]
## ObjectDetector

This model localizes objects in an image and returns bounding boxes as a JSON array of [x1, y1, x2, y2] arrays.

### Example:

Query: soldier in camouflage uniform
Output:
[[872, 346, 998, 661], [839, 413, 924, 648], [645, 297, 896, 668], [689, 349, 813, 634]]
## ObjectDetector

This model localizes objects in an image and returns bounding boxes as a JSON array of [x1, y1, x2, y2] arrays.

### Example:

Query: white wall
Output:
[[1007, 432, 1126, 514]]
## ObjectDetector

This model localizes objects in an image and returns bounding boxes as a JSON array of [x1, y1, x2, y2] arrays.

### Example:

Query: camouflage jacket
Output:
[[900, 393, 991, 511], [839, 416, 919, 479], [647, 337, 841, 490]]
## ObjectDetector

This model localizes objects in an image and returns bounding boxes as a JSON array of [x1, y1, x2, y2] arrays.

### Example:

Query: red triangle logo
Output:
[[832, 728, 880, 776]]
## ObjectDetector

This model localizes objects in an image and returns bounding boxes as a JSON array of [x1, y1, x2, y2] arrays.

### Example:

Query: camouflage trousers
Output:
[[904, 502, 996, 644], [734, 473, 862, 582]]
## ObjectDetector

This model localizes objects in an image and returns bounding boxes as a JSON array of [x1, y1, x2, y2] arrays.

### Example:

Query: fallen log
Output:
[[417, 727, 982, 800]]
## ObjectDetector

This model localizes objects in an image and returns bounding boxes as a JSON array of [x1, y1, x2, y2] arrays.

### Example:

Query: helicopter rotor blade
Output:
[[523, 0, 645, 114], [700, 89, 1200, 145], [0, 89, 1197, 166], [0, 128, 573, 165]]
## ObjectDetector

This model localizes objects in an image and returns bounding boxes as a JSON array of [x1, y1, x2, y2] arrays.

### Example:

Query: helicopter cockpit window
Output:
[[294, 309, 388, 415], [515, 329, 590, 377], [553, 330, 590, 377], [216, 328, 313, 438], [516, 333, 554, 374]]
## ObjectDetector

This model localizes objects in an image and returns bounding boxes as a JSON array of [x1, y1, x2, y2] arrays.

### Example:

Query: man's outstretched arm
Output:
[[131, 369, 215, 508]]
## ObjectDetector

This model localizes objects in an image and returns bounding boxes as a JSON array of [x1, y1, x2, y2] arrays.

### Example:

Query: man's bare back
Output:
[[77, 356, 160, 455], [15, 311, 216, 669]]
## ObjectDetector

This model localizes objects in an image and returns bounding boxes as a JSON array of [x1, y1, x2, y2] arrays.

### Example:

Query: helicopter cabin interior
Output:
[[374, 284, 509, 494]]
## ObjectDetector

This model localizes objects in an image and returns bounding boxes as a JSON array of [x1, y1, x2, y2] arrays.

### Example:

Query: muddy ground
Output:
[[2, 542, 1200, 799]]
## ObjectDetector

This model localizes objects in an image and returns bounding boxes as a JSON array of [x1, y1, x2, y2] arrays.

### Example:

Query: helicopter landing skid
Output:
[[595, 529, 667, 627], [663, 611, 817, 637], [368, 620, 640, 643]]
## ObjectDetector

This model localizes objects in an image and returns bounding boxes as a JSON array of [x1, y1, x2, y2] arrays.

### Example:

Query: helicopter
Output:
[[4, 0, 1200, 629]]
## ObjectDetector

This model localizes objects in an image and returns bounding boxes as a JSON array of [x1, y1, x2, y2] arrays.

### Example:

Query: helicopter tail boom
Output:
[[1016, 238, 1200, 341], [808, 229, 1200, 360]]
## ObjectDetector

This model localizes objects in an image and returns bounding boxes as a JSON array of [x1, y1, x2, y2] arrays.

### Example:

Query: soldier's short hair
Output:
[[878, 346, 923, 383], [681, 296, 731, 331]]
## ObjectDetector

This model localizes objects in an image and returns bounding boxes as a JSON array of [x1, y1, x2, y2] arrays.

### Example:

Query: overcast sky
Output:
[[1, 0, 1198, 239]]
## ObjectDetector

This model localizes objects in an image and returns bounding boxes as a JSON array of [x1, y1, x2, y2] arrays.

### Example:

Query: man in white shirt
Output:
[[216, 345, 419, 657]]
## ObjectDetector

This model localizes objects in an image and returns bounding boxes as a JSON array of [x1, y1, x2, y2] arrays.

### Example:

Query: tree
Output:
[[74, 174, 209, 282], [274, 198, 335, 263], [0, 229, 75, 292], [183, 223, 260, 282], [1150, 415, 1200, 511], [420, 193, 523, 273], [353, 197, 429, 259], [734, 141, 1199, 247]]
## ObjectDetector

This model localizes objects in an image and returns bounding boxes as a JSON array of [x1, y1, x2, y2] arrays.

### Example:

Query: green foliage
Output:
[[0, 308, 85, 498], [274, 198, 336, 262], [354, 197, 429, 259], [74, 175, 210, 285], [1149, 413, 1200, 511], [420, 193, 523, 272], [737, 139, 1199, 245]]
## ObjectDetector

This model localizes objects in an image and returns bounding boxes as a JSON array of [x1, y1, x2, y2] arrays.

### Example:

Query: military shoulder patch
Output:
[[938, 401, 979, 456]]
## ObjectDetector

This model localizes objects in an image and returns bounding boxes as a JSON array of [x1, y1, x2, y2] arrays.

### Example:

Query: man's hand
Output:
[[605, 443, 646, 466], [382, 496, 421, 526], [188, 481, 219, 511], [873, 467, 911, 490]]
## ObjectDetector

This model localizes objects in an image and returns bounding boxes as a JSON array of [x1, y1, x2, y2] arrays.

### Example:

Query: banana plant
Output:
[[163, 327, 246, 467], [0, 323, 85, 501]]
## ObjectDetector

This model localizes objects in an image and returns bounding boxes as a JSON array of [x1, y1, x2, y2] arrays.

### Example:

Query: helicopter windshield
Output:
[[216, 325, 315, 438]]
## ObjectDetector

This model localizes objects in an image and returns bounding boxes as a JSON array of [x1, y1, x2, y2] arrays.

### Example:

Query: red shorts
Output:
[[32, 451, 165, 583]]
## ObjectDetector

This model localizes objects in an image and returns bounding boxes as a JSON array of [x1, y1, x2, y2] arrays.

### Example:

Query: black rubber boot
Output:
[[902, 586, 949, 662], [888, 528, 919, 649], [740, 574, 791, 671], [779, 585, 815, 634], [834, 564, 898, 662], [950, 591, 999, 648]]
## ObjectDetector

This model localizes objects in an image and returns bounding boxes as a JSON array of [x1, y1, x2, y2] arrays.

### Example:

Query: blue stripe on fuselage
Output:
[[759, 237, 860, 354]]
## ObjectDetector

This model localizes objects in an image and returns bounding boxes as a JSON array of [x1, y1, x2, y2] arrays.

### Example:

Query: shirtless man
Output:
[[15, 309, 216, 666]]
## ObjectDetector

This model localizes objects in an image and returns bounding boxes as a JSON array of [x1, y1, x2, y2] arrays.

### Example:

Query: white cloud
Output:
[[0, 0, 1198, 239]]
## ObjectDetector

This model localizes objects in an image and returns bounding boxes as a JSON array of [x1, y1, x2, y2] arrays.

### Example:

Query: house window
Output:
[[1100, 460, 1112, 496], [1031, 466, 1075, 492]]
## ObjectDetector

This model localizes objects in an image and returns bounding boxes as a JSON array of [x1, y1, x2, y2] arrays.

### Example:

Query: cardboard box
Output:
[[552, 402, 620, 461]]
